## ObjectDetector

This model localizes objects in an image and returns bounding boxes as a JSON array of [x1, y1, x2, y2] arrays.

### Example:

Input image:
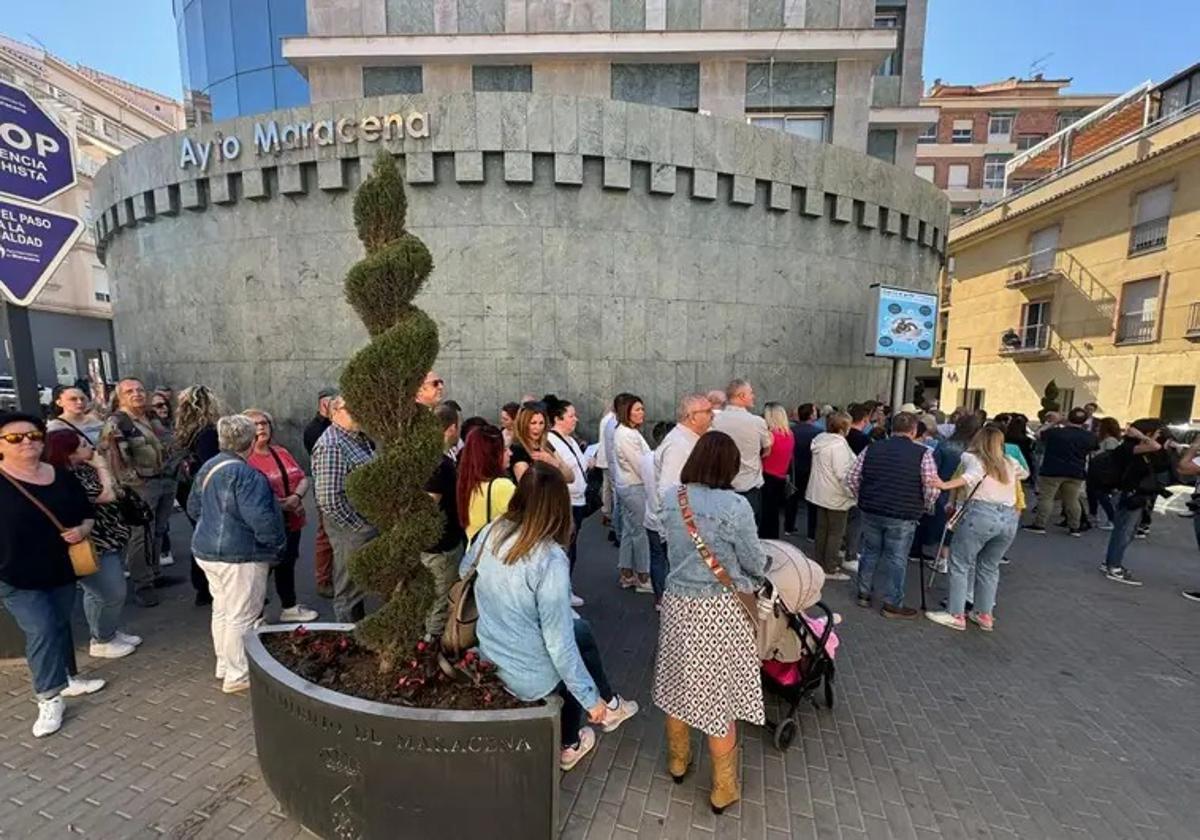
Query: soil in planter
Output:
[[263, 628, 534, 711]]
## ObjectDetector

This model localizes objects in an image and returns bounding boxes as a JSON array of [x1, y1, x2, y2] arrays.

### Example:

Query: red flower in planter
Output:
[[416, 641, 428, 653], [294, 626, 309, 638]]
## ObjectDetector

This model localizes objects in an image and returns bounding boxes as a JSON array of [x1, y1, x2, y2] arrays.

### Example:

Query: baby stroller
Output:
[[757, 540, 839, 752]]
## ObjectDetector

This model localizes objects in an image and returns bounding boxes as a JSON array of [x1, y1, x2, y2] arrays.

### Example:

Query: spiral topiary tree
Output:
[[339, 152, 445, 671]]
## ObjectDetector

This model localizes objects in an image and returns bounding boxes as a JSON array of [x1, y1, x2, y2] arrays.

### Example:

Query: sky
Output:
[[5, 0, 1198, 102]]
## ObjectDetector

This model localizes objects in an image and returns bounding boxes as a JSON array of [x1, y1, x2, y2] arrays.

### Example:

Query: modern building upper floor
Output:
[[933, 63, 1200, 423], [173, 0, 938, 169], [914, 75, 1113, 215]]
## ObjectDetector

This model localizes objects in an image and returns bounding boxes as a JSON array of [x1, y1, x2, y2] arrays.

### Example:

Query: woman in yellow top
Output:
[[457, 425, 517, 542]]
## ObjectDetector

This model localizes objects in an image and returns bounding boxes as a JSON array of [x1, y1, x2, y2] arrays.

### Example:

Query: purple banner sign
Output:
[[0, 196, 83, 306], [0, 80, 77, 204]]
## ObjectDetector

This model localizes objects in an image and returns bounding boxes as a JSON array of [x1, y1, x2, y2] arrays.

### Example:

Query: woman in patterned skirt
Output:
[[653, 431, 769, 814]]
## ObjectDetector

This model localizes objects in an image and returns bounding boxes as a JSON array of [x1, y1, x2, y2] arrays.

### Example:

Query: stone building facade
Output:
[[92, 91, 946, 440]]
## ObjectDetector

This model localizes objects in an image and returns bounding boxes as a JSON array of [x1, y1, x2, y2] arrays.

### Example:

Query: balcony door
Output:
[[1019, 300, 1051, 349], [1029, 226, 1059, 274], [1117, 277, 1160, 344]]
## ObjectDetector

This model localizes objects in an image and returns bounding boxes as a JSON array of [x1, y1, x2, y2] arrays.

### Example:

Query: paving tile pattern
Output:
[[1, 510, 1198, 839]]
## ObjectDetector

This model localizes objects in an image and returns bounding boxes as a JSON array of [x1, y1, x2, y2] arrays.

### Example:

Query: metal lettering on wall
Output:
[[178, 110, 431, 173]]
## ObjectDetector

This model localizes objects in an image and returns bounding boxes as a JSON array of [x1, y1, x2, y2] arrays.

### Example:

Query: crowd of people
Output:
[[1, 372, 1197, 819]]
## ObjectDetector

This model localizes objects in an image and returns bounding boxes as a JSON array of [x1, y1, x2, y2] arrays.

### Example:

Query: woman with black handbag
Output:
[[0, 412, 101, 738], [653, 431, 769, 815]]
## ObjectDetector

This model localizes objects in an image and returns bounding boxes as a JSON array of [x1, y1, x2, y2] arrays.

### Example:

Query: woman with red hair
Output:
[[457, 425, 516, 544]]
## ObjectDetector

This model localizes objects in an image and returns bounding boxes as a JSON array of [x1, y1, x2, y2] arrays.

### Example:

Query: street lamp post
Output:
[[959, 346, 973, 409]]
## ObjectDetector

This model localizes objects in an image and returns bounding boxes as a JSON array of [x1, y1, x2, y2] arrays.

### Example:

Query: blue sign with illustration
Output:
[[0, 80, 77, 204], [0, 196, 83, 306], [868, 286, 938, 360]]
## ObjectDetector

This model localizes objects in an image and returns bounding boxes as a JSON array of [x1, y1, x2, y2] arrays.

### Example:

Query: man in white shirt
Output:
[[596, 393, 635, 547], [644, 393, 715, 603], [711, 378, 772, 530]]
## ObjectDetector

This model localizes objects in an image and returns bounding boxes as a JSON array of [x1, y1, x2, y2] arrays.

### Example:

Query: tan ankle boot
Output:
[[709, 745, 741, 814], [665, 717, 691, 783]]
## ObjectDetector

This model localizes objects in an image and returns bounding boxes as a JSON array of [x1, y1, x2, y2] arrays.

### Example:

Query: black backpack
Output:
[[1087, 450, 1122, 491]]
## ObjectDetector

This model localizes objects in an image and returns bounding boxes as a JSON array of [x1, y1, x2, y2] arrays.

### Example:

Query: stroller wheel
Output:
[[773, 718, 797, 751]]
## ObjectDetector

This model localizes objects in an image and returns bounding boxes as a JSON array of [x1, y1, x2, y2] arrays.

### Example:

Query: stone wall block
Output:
[[406, 152, 436, 184], [117, 198, 136, 228], [499, 94, 529, 149], [883, 207, 901, 236], [920, 221, 934, 248], [526, 95, 554, 152], [601, 99, 628, 158], [554, 153, 584, 185], [317, 159, 348, 191], [242, 169, 269, 200], [669, 110, 694, 168], [180, 179, 206, 209], [802, 187, 824, 217], [152, 186, 178, 216], [903, 214, 918, 241], [133, 192, 153, 222], [577, 98, 604, 155], [650, 163, 677, 195], [603, 157, 632, 190], [692, 169, 718, 200], [647, 107, 673, 161], [859, 200, 878, 229], [551, 96, 579, 153], [833, 194, 853, 224], [769, 182, 792, 212], [731, 175, 756, 206], [475, 94, 504, 150], [693, 117, 716, 171], [626, 103, 651, 161], [504, 151, 534, 183], [454, 151, 485, 182]]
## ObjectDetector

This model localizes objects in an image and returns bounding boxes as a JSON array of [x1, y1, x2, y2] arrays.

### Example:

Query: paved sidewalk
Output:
[[1, 507, 1198, 839]]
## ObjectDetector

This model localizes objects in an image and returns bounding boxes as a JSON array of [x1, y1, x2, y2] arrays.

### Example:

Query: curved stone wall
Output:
[[93, 92, 948, 438]]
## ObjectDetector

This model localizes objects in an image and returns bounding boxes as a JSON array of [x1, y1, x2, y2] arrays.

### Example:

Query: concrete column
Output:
[[838, 0, 872, 27], [831, 59, 872, 153], [900, 0, 927, 105], [894, 127, 919, 171], [698, 61, 747, 120], [532, 61, 611, 98], [309, 64, 364, 103], [423, 63, 473, 94]]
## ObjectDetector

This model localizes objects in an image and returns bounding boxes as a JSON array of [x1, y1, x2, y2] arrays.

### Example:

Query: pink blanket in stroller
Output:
[[761, 616, 840, 686]]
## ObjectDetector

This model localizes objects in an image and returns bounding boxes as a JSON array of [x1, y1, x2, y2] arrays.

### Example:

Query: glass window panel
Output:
[[785, 116, 826, 142], [611, 64, 699, 110], [363, 66, 424, 97], [236, 68, 276, 115], [183, 0, 208, 92], [472, 65, 533, 93], [1135, 184, 1172, 223], [947, 164, 969, 187], [176, 15, 192, 94], [272, 65, 309, 107], [233, 0, 274, 71], [202, 0, 236, 84], [268, 0, 308, 65], [867, 129, 897, 163], [749, 117, 785, 131], [209, 76, 240, 121]]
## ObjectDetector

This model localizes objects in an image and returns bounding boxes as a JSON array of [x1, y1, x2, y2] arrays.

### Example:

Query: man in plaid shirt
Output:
[[311, 395, 376, 622], [845, 412, 940, 619]]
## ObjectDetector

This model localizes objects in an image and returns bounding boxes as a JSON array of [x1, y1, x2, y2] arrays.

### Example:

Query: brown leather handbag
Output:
[[442, 481, 495, 656], [2, 470, 100, 577]]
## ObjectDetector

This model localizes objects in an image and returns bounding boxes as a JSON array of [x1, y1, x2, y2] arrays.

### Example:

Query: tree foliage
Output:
[[340, 152, 443, 670]]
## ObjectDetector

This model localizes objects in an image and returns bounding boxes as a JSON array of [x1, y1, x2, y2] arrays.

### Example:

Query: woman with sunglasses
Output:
[[243, 409, 318, 623], [0, 412, 101, 738]]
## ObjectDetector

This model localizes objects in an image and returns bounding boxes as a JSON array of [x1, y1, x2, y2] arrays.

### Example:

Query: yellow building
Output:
[[937, 65, 1200, 425]]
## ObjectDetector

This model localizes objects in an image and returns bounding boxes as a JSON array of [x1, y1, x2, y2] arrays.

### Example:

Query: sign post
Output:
[[0, 79, 79, 412]]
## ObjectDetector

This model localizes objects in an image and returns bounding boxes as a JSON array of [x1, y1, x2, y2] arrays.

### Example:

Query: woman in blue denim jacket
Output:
[[653, 431, 769, 816], [463, 463, 638, 771], [187, 415, 285, 694]]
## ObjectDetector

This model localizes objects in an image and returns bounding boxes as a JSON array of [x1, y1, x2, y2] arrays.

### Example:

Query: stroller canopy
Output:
[[761, 540, 826, 612]]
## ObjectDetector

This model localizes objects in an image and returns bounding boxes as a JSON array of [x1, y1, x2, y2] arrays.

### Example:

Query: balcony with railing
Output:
[[1128, 216, 1169, 255], [998, 324, 1055, 359], [1115, 313, 1157, 345], [1005, 248, 1066, 290], [1187, 302, 1200, 340]]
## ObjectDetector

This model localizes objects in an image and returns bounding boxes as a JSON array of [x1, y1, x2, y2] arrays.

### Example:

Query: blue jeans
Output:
[[945, 502, 1018, 616], [0, 582, 76, 699], [559, 618, 614, 748], [1104, 496, 1144, 570], [856, 512, 917, 607], [78, 550, 127, 643], [616, 485, 650, 575], [647, 529, 668, 600]]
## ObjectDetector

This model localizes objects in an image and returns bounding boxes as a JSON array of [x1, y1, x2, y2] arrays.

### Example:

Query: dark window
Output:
[[611, 64, 699, 111], [867, 129, 897, 164], [918, 124, 937, 143], [1016, 133, 1047, 150], [874, 13, 903, 77], [472, 65, 533, 93], [1160, 386, 1195, 424], [363, 66, 424, 97]]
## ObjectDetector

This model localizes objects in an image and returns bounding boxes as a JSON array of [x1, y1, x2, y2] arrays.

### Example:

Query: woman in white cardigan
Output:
[[805, 412, 856, 580]]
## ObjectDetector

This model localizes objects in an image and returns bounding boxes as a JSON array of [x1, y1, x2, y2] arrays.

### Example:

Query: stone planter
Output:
[[245, 624, 561, 840]]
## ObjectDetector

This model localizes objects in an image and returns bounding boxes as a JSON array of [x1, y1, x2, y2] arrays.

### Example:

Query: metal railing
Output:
[[1187, 302, 1200, 338], [1128, 216, 1169, 255], [999, 323, 1050, 353], [1115, 314, 1156, 345], [1005, 248, 1064, 287]]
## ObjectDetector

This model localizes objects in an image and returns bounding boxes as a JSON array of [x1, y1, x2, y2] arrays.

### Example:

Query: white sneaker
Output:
[[560, 727, 596, 771], [60, 676, 106, 697], [634, 579, 654, 594], [600, 696, 639, 733], [114, 630, 143, 647], [159, 552, 175, 567], [570, 593, 585, 607], [89, 639, 136, 659], [826, 571, 851, 581], [841, 560, 859, 574], [279, 605, 319, 623], [33, 696, 65, 738]]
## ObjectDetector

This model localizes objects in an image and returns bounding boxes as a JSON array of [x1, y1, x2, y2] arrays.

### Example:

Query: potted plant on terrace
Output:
[[243, 153, 560, 840]]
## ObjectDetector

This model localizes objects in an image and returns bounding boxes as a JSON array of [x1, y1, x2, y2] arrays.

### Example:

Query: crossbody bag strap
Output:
[[1, 469, 68, 531], [201, 458, 239, 494], [549, 430, 586, 475], [267, 445, 293, 496], [676, 486, 736, 589]]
